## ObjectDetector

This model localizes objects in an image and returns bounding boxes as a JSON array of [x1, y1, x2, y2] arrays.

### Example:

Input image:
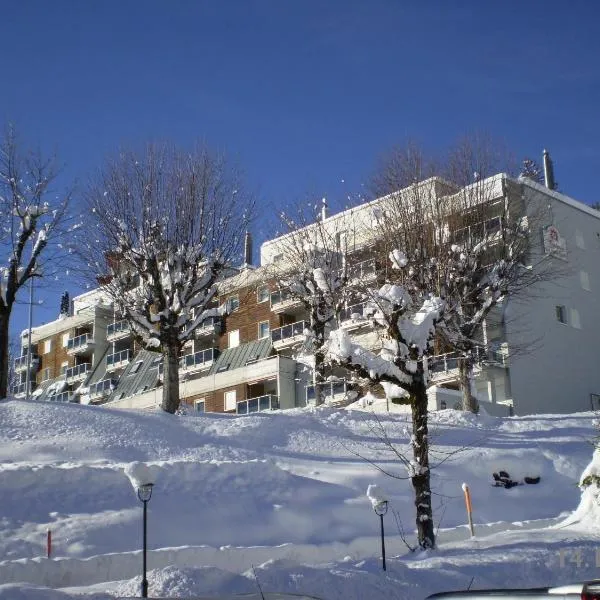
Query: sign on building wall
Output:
[[542, 225, 567, 259]]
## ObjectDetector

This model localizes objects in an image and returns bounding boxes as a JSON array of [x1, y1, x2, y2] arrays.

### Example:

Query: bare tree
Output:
[[83, 143, 254, 413], [0, 126, 71, 398]]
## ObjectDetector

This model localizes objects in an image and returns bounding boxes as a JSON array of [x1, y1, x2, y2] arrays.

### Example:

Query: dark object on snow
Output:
[[493, 471, 541, 488]]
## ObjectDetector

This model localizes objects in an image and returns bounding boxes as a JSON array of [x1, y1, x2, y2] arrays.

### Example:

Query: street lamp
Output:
[[367, 484, 389, 572], [137, 482, 154, 598]]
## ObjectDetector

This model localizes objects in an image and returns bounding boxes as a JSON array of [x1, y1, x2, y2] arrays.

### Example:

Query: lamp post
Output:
[[373, 500, 388, 571], [137, 482, 154, 598]]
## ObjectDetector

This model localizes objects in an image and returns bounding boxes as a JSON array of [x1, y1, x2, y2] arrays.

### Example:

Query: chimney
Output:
[[59, 291, 70, 318], [543, 149, 556, 190], [244, 231, 253, 266], [321, 197, 328, 221]]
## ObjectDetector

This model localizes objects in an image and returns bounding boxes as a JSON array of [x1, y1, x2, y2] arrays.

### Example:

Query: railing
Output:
[[270, 289, 294, 306], [307, 381, 350, 403], [429, 347, 508, 376], [106, 349, 131, 369], [67, 333, 93, 352], [66, 363, 91, 380], [271, 320, 306, 344], [237, 395, 279, 414], [14, 354, 39, 371], [90, 378, 116, 397], [51, 391, 73, 403], [195, 316, 221, 336], [10, 382, 34, 396], [347, 258, 376, 281], [107, 320, 130, 339], [339, 302, 368, 323], [180, 348, 219, 370]]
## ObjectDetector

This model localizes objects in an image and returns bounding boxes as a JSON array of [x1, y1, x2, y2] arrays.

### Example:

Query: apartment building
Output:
[[11, 169, 600, 416]]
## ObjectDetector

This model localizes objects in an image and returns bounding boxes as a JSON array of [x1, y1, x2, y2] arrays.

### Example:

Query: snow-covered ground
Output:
[[0, 399, 599, 599]]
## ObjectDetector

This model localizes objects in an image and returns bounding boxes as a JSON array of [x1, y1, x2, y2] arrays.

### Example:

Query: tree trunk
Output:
[[313, 350, 324, 406], [410, 364, 435, 549], [459, 355, 478, 413], [161, 341, 180, 413], [0, 310, 9, 399]]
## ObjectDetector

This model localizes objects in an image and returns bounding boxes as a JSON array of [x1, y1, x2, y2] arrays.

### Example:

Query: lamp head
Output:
[[373, 499, 388, 516], [137, 482, 154, 502]]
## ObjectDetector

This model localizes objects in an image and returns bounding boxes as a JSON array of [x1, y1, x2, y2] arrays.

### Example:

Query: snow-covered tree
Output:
[[0, 126, 71, 398], [267, 201, 353, 406], [519, 158, 543, 184], [83, 143, 253, 413]]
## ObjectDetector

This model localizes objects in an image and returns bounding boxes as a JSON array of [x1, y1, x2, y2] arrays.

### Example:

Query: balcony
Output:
[[106, 349, 132, 372], [66, 363, 91, 383], [194, 316, 222, 338], [339, 302, 369, 331], [89, 378, 116, 400], [10, 382, 34, 398], [14, 354, 40, 373], [271, 320, 306, 349], [429, 347, 508, 384], [306, 381, 352, 406], [180, 348, 219, 374], [347, 258, 377, 283], [237, 395, 279, 415], [270, 290, 303, 314], [107, 320, 131, 342], [51, 391, 74, 403], [67, 333, 95, 356]]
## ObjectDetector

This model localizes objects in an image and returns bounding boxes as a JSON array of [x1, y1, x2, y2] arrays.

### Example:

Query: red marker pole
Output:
[[462, 483, 475, 537], [47, 529, 52, 559]]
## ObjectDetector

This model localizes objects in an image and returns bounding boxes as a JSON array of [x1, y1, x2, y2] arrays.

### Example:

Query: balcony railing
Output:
[[306, 381, 350, 405], [89, 378, 116, 398], [51, 391, 73, 403], [180, 348, 219, 372], [429, 347, 508, 380], [66, 363, 91, 381], [14, 354, 40, 372], [107, 320, 131, 340], [194, 316, 222, 338], [271, 320, 306, 347], [106, 349, 131, 371], [339, 302, 369, 329], [270, 290, 302, 313], [236, 395, 279, 415], [347, 258, 376, 282], [10, 382, 34, 397], [67, 333, 94, 354]]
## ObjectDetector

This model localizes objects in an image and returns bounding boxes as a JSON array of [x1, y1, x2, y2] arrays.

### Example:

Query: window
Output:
[[229, 329, 240, 348], [580, 270, 591, 291], [272, 253, 283, 263], [571, 308, 582, 329], [43, 339, 52, 354], [258, 321, 270, 339], [62, 334, 70, 348], [227, 296, 240, 313], [194, 399, 205, 413], [60, 362, 68, 376], [224, 390, 237, 411], [556, 305, 567, 324], [42, 367, 51, 382], [575, 230, 585, 249], [257, 286, 269, 303], [130, 361, 143, 374]]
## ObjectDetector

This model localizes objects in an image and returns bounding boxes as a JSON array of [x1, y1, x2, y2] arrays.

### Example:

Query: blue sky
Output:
[[1, 0, 599, 336]]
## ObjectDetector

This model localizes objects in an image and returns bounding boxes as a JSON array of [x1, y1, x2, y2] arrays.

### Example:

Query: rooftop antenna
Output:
[[543, 149, 556, 190]]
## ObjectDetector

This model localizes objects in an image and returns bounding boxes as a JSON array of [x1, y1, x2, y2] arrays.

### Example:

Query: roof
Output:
[[207, 338, 273, 375]]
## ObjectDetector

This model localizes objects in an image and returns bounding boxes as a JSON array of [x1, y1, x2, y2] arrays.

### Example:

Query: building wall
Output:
[[505, 183, 600, 414]]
